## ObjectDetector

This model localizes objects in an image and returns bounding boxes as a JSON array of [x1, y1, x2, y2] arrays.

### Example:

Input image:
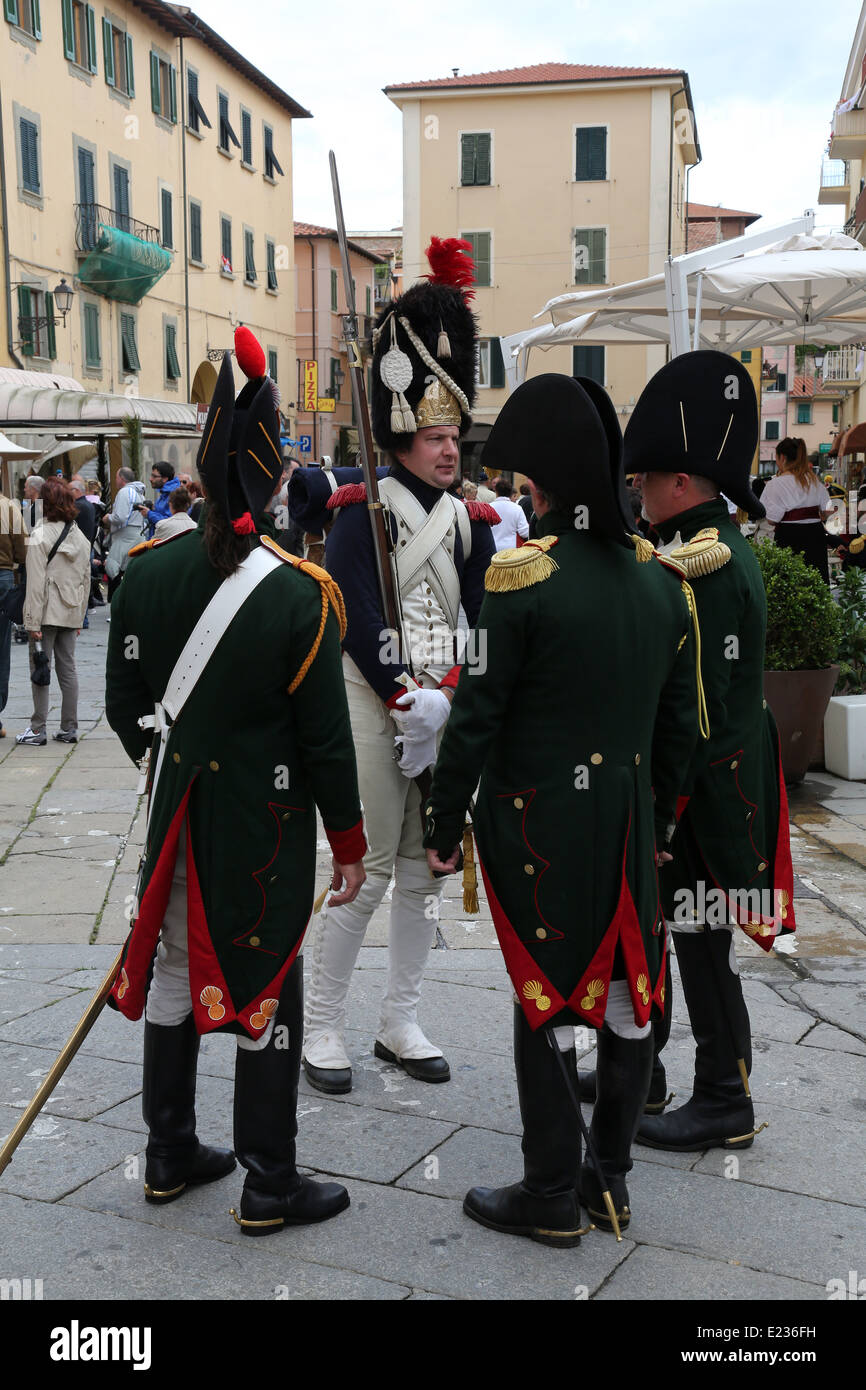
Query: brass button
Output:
[[269, 874, 278, 883], [282, 811, 291, 821], [634, 753, 641, 766], [758, 861, 767, 872], [730, 760, 738, 770], [172, 752, 181, 764], [591, 753, 603, 765], [209, 760, 219, 772], [762, 699, 767, 709], [514, 796, 524, 809], [524, 864, 535, 875], [536, 928, 547, 940], [249, 935, 261, 947], [426, 804, 433, 814]]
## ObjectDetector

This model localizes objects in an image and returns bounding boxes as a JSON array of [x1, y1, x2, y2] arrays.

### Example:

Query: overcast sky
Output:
[[194, 0, 859, 237]]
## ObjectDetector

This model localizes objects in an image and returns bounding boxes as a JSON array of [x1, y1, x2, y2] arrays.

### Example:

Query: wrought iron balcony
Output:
[[74, 203, 161, 253]]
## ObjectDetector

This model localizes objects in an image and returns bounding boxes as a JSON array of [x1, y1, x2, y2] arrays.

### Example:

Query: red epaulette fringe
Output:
[[465, 500, 500, 525], [326, 483, 367, 510]]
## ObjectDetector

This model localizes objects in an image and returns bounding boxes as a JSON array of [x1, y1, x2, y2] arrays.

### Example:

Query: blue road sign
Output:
[[299, 435, 312, 453]]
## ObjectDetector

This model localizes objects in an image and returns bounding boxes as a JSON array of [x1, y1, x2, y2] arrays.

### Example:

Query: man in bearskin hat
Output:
[[423, 372, 702, 1245], [300, 240, 499, 1094], [622, 349, 797, 1154], [105, 326, 367, 1235]]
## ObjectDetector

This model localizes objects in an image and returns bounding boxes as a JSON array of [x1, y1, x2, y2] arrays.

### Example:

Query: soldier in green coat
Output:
[[423, 374, 702, 1245], [106, 328, 367, 1235], [624, 350, 796, 1154]]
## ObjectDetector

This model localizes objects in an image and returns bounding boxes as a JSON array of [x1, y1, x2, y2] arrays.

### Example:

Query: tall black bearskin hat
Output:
[[196, 325, 283, 533], [623, 350, 764, 520], [481, 374, 634, 548], [371, 238, 478, 453]]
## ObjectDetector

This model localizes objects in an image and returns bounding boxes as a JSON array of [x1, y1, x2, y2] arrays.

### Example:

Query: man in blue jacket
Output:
[[140, 463, 180, 537]]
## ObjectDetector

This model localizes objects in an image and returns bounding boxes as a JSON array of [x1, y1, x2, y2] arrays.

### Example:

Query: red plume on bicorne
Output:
[[425, 237, 475, 301], [234, 324, 266, 379]]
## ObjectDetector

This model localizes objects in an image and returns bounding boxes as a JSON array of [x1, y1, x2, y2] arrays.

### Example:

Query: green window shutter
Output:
[[85, 5, 96, 72], [797, 402, 811, 425], [20, 119, 39, 193], [242, 110, 252, 164], [17, 285, 34, 357], [366, 284, 371, 316], [150, 52, 160, 114], [125, 34, 134, 96], [575, 128, 606, 181], [31, 0, 40, 36], [266, 239, 277, 290], [574, 228, 606, 284], [121, 314, 140, 372], [61, 0, 74, 59], [460, 133, 476, 185], [740, 349, 752, 363], [489, 336, 505, 389], [475, 132, 491, 184], [169, 65, 177, 123], [330, 268, 337, 311], [244, 230, 256, 281], [102, 19, 115, 86], [165, 324, 180, 379], [573, 344, 605, 385], [4, 0, 19, 25], [161, 188, 172, 248], [221, 217, 231, 267], [84, 303, 100, 366], [463, 231, 490, 286], [833, 403, 840, 423], [189, 202, 201, 262], [267, 348, 277, 382], [44, 291, 56, 359]]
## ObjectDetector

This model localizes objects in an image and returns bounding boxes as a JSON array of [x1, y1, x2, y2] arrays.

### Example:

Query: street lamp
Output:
[[813, 349, 826, 376], [52, 278, 74, 323]]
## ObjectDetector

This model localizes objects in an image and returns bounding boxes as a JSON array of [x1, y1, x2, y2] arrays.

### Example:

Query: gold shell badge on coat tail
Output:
[[200, 984, 226, 1021], [580, 978, 605, 1012], [636, 973, 650, 1006], [522, 979, 551, 1012]]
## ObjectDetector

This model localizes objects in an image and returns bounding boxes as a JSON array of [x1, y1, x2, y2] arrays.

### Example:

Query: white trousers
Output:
[[144, 823, 273, 1050], [552, 979, 651, 1048]]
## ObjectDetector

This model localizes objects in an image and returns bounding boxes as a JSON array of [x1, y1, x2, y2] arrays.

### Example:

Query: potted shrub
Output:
[[824, 567, 866, 779], [753, 541, 841, 784]]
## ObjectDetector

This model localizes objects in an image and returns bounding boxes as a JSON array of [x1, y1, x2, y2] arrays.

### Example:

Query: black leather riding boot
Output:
[[637, 929, 758, 1152], [577, 951, 674, 1111], [463, 1006, 583, 1248], [142, 1013, 236, 1204], [232, 956, 350, 1236], [579, 1024, 653, 1232]]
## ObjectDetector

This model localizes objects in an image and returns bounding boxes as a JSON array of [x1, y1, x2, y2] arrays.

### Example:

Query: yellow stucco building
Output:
[[1, 0, 305, 478], [385, 62, 700, 466]]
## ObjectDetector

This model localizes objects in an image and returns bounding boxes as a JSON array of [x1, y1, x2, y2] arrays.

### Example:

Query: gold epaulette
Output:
[[127, 539, 156, 557], [667, 527, 731, 579], [260, 535, 348, 688], [655, 552, 687, 579], [631, 533, 656, 563], [849, 536, 865, 555], [484, 536, 559, 593]]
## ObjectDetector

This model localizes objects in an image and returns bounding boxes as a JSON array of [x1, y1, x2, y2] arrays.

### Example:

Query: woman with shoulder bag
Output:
[[17, 478, 91, 746]]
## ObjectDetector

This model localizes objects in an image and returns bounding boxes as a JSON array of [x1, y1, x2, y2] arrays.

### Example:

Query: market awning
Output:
[[0, 380, 196, 438], [77, 223, 172, 305], [831, 423, 866, 456]]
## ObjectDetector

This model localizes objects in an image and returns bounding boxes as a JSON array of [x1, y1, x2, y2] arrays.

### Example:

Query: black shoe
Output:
[[233, 958, 349, 1236], [577, 1024, 653, 1235], [577, 1167, 631, 1234], [142, 1015, 236, 1204], [53, 731, 78, 744], [463, 1182, 583, 1247], [373, 1040, 450, 1083], [302, 1057, 352, 1095], [636, 1095, 761, 1152]]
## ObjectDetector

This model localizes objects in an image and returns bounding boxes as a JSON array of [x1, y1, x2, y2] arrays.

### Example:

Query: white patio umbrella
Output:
[[502, 214, 866, 387]]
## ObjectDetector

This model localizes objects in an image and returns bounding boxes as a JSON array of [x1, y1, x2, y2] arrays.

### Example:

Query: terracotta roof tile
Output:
[[386, 62, 683, 92], [293, 222, 384, 263], [687, 201, 760, 221]]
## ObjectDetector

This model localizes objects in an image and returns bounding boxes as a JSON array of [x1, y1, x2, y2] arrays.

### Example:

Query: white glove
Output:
[[395, 730, 438, 779], [391, 687, 451, 738]]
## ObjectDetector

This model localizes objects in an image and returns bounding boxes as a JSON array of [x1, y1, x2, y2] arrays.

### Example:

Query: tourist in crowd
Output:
[[105, 468, 146, 599], [154, 486, 197, 540], [758, 437, 833, 581], [490, 476, 530, 551]]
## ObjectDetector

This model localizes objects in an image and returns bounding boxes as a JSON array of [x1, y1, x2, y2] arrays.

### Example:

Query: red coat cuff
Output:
[[386, 688, 407, 710], [438, 666, 461, 691], [326, 819, 367, 864]]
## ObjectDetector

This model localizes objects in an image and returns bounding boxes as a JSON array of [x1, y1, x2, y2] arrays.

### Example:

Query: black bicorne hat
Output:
[[196, 325, 283, 533], [371, 238, 478, 453], [623, 350, 764, 520], [481, 373, 634, 547]]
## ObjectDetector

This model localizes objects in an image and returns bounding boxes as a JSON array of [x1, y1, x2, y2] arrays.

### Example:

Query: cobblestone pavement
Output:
[[1, 607, 864, 1301]]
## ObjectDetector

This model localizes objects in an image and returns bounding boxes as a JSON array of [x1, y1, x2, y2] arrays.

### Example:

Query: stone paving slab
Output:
[[0, 1194, 407, 1300], [63, 1168, 633, 1300], [626, 1160, 864, 1288], [0, 943, 118, 972], [790, 981, 866, 1039], [0, 859, 115, 915], [0, 1040, 142, 1121], [0, 1104, 146, 1201], [594, 1246, 826, 1301], [0, 977, 78, 1024], [800, 1022, 866, 1056], [0, 990, 143, 1063]]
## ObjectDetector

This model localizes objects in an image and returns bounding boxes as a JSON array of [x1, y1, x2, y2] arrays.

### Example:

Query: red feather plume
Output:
[[234, 324, 266, 380], [425, 237, 475, 301]]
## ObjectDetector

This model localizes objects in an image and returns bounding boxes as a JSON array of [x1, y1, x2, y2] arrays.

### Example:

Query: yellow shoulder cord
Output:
[[680, 579, 711, 740], [287, 565, 348, 695]]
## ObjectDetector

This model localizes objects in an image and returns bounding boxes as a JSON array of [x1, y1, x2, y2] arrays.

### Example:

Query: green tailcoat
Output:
[[424, 514, 699, 1032], [655, 500, 796, 945], [104, 528, 364, 1038]]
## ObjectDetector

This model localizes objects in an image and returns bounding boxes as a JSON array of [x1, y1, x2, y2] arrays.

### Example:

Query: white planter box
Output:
[[824, 695, 866, 780]]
